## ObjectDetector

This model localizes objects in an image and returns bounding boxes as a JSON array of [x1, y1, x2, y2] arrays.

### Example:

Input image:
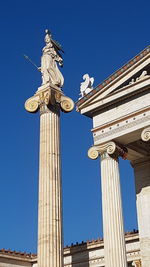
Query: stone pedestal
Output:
[[88, 142, 127, 267], [132, 158, 150, 267], [25, 83, 74, 267]]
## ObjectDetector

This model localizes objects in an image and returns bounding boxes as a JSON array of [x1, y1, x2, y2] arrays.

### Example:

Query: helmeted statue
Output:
[[40, 29, 64, 88]]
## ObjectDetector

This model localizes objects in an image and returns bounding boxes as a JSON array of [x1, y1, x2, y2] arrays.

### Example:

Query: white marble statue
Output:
[[40, 29, 64, 87], [136, 70, 149, 81], [129, 70, 149, 85], [79, 74, 94, 99]]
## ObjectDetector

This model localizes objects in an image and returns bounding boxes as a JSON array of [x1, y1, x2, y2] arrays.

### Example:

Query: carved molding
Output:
[[25, 86, 74, 114], [141, 127, 150, 142], [94, 113, 150, 144], [88, 142, 127, 160]]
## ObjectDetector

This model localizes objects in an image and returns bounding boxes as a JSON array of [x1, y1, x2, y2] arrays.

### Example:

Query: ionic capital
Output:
[[25, 85, 74, 114], [141, 127, 150, 142], [55, 93, 74, 113], [88, 142, 128, 160]]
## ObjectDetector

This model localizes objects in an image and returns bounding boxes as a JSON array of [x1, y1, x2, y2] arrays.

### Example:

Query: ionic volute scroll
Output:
[[141, 127, 150, 142], [24, 98, 39, 113], [54, 92, 74, 113], [88, 142, 128, 160], [25, 90, 51, 113], [60, 96, 74, 113]]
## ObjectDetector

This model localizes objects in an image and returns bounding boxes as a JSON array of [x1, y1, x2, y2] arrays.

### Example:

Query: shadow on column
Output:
[[69, 241, 90, 267]]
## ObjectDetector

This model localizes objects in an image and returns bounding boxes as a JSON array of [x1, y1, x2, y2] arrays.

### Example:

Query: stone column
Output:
[[38, 103, 62, 267], [25, 84, 74, 267], [132, 158, 150, 267], [130, 127, 150, 267], [88, 142, 127, 267]]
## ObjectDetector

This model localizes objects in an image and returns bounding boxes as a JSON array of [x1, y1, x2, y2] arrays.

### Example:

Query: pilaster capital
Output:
[[141, 126, 150, 142], [132, 259, 141, 267], [88, 141, 128, 160], [25, 84, 74, 114]]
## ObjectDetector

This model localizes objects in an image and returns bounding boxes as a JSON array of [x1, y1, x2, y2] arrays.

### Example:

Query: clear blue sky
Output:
[[0, 0, 149, 253]]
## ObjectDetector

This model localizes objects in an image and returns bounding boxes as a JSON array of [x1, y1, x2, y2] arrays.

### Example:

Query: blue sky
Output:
[[0, 0, 149, 253]]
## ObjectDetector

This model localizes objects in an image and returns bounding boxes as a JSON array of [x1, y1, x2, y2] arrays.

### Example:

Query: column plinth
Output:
[[88, 142, 127, 267], [25, 83, 74, 267]]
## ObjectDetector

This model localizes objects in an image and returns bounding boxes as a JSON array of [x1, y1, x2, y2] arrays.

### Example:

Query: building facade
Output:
[[77, 46, 150, 267], [0, 232, 141, 267]]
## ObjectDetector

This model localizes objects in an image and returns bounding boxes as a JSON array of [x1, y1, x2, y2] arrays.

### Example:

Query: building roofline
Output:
[[76, 45, 150, 108], [0, 230, 139, 260], [0, 249, 36, 260]]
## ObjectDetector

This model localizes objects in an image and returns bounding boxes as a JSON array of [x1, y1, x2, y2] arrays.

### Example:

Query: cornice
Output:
[[76, 45, 150, 109], [0, 231, 139, 263]]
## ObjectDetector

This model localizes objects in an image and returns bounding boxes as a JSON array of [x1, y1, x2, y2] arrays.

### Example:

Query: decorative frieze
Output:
[[93, 110, 150, 145]]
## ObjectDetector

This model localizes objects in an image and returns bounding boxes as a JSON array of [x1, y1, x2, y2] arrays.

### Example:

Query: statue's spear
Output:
[[23, 54, 40, 71]]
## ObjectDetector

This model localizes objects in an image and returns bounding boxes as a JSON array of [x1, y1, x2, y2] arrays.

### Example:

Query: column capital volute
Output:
[[24, 84, 74, 114], [141, 126, 150, 142], [88, 141, 128, 160]]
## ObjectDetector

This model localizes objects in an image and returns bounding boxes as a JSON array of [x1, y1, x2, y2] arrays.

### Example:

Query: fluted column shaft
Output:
[[38, 103, 63, 267], [101, 151, 127, 267], [25, 83, 74, 267], [88, 142, 127, 267], [132, 159, 150, 267]]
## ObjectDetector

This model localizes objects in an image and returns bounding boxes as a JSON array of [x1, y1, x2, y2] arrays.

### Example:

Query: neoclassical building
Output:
[[1, 45, 149, 267], [0, 231, 140, 267], [76, 45, 150, 267]]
